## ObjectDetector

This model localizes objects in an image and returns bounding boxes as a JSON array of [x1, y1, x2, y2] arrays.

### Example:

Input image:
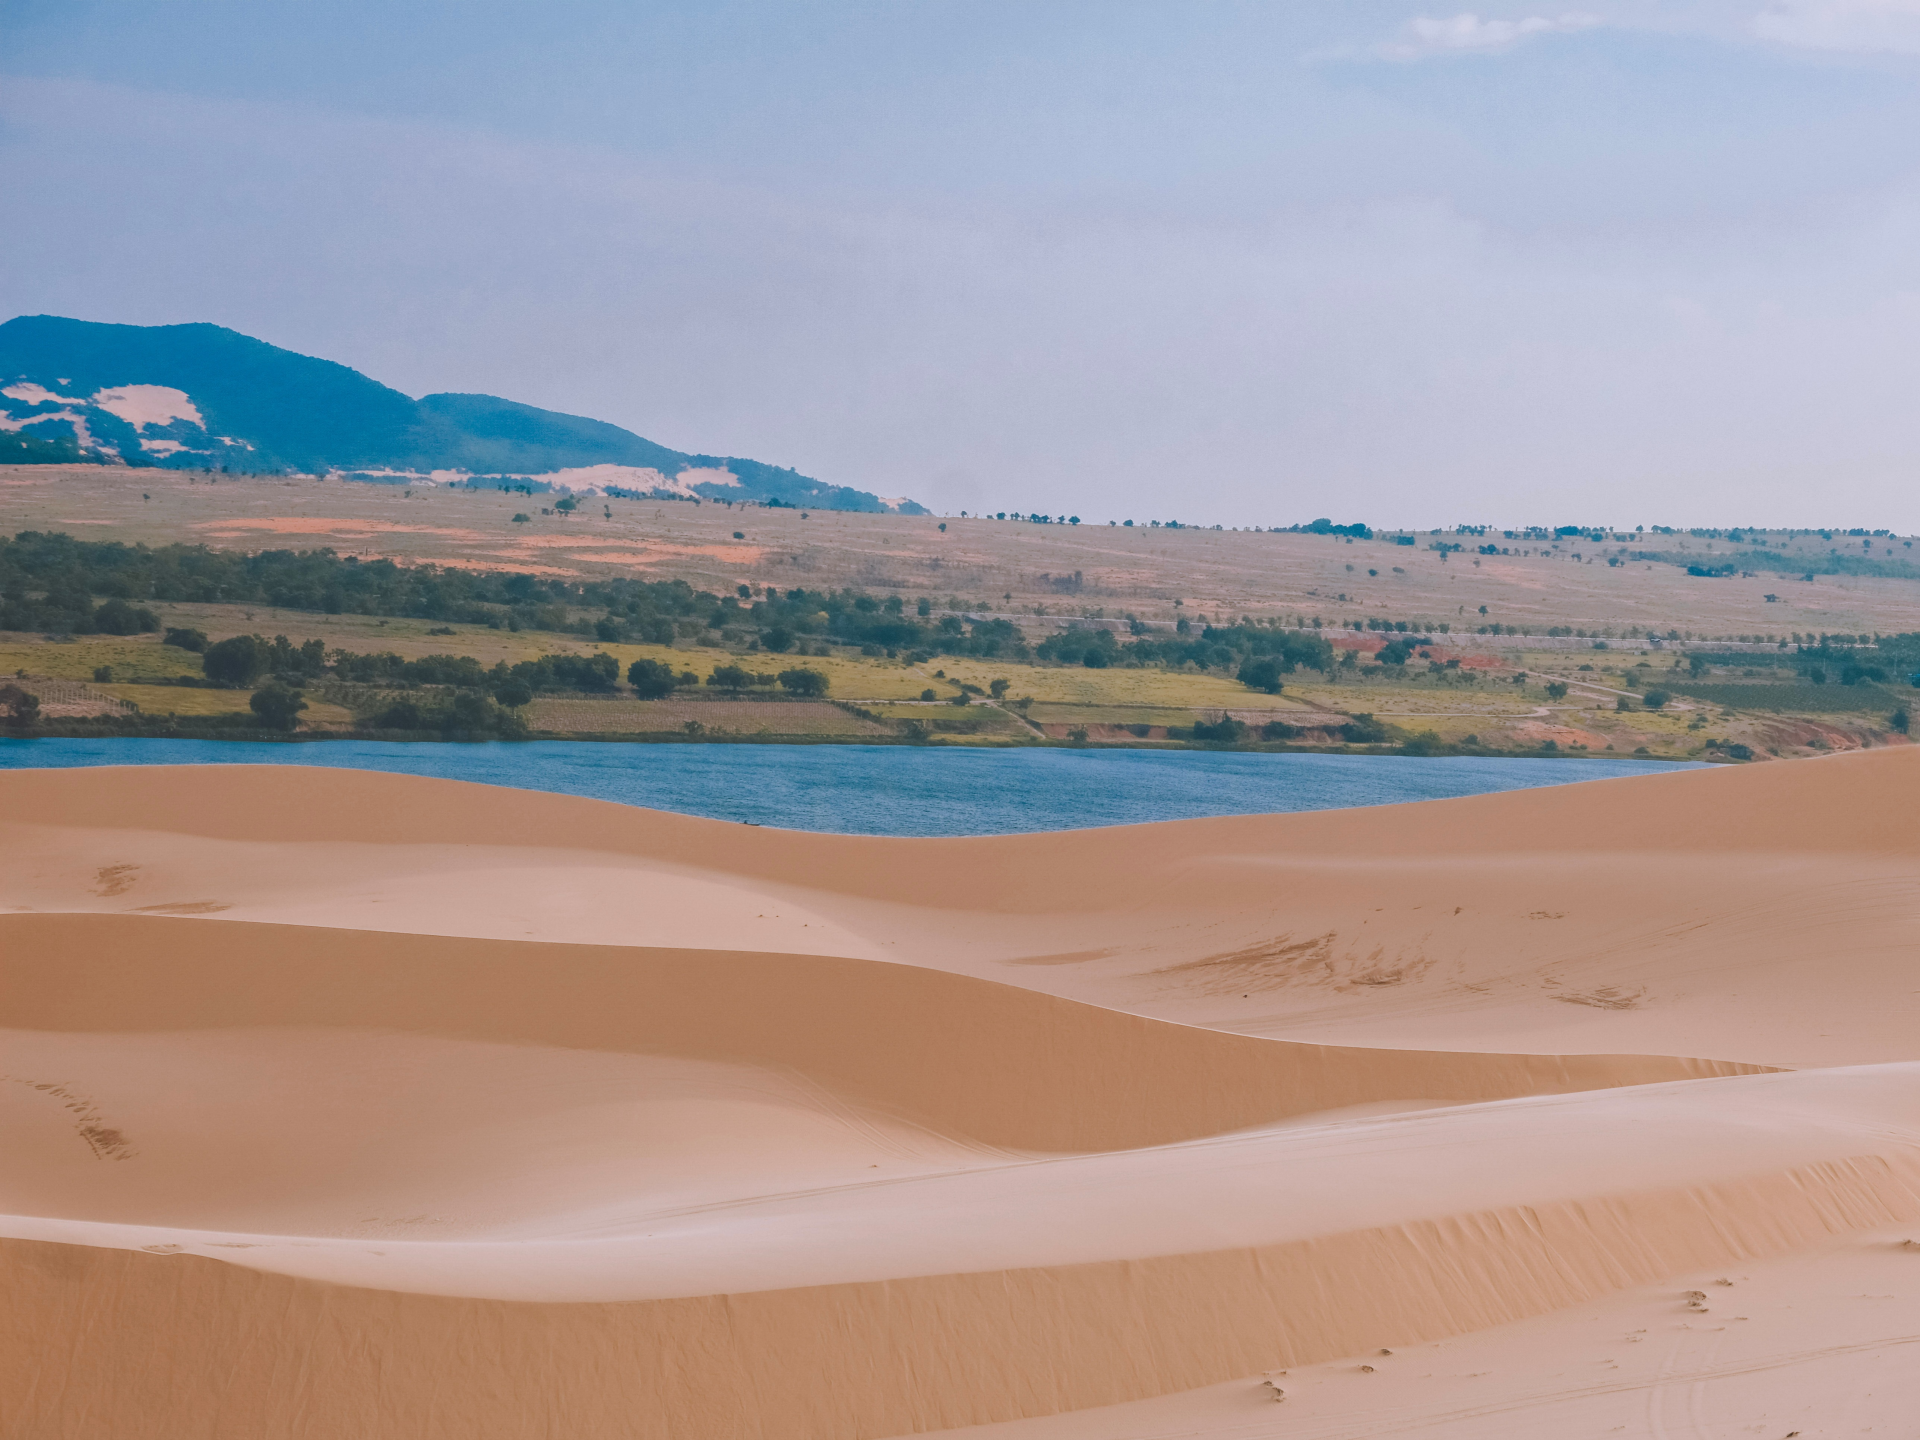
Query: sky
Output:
[[5, 1, 1920, 529]]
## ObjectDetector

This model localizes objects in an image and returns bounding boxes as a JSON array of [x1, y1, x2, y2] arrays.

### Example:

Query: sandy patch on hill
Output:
[[193, 517, 490, 540]]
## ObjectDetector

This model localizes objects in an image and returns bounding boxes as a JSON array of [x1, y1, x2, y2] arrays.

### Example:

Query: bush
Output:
[[708, 664, 752, 691], [1544, 681, 1568, 700], [0, 684, 41, 732], [778, 667, 828, 697], [1341, 713, 1388, 743], [548, 652, 619, 693], [493, 677, 534, 708], [248, 682, 308, 731], [94, 599, 159, 635], [1891, 706, 1910, 734], [366, 690, 527, 738], [163, 627, 208, 652], [761, 627, 795, 653], [1401, 730, 1445, 755], [1191, 716, 1247, 743], [1642, 689, 1671, 709], [203, 635, 267, 686], [626, 658, 677, 699]]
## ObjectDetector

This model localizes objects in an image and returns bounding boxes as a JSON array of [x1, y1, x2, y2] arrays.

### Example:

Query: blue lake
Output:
[[0, 738, 1697, 836]]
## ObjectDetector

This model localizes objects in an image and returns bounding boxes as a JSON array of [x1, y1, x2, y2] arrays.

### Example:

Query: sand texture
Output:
[[3, 750, 1919, 1437]]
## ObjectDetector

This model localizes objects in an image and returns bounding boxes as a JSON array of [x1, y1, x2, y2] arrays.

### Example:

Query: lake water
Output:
[[0, 738, 1697, 836]]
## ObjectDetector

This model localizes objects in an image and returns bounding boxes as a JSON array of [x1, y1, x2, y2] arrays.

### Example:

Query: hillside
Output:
[[0, 316, 920, 512]]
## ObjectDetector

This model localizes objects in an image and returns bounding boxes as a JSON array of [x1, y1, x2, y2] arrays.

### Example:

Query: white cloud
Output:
[[1755, 0, 1920, 54], [1381, 11, 1600, 59]]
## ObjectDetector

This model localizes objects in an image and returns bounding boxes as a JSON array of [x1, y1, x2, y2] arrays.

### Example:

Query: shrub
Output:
[[708, 664, 752, 691], [1191, 716, 1246, 743], [163, 627, 209, 652], [0, 684, 41, 732], [1341, 713, 1388, 743], [1642, 689, 1671, 709], [777, 667, 828, 697], [93, 598, 159, 635], [1544, 682, 1568, 700], [248, 682, 308, 731]]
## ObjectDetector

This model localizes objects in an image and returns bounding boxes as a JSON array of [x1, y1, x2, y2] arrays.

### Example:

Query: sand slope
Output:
[[3, 750, 1919, 1437]]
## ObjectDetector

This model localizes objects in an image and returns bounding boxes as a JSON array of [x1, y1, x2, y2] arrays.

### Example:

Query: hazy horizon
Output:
[[6, 1, 1920, 531]]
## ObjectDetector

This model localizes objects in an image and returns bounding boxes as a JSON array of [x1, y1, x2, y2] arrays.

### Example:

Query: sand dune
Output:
[[4, 750, 1919, 1437]]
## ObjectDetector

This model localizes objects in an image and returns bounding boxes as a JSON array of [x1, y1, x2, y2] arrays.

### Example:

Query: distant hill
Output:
[[0, 316, 923, 513]]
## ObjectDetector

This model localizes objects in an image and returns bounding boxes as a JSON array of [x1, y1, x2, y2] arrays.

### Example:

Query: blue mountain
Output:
[[0, 316, 922, 513]]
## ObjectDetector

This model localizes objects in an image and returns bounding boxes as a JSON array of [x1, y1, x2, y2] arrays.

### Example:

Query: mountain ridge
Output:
[[0, 316, 922, 513]]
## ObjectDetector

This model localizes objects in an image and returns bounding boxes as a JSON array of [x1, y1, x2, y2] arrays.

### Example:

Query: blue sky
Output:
[[5, 2, 1920, 527]]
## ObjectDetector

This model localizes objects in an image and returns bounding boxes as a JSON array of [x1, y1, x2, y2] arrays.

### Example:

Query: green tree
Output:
[[0, 684, 40, 733], [778, 667, 829, 697], [1544, 681, 1568, 700], [761, 626, 795, 653], [1238, 657, 1284, 694], [204, 634, 267, 686], [626, 658, 677, 698], [989, 677, 1010, 699], [1642, 689, 1671, 709], [708, 664, 752, 691], [248, 681, 308, 731], [493, 677, 535, 708], [163, 627, 208, 652]]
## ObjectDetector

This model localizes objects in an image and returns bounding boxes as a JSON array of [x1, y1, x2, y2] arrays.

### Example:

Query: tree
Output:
[[626, 658, 677, 698], [0, 684, 40, 733], [1238, 657, 1285, 694], [761, 626, 795, 653], [555, 495, 578, 512], [708, 664, 752, 691], [1891, 706, 1910, 734], [204, 634, 267, 686], [249, 681, 308, 731], [1544, 681, 1568, 700], [493, 677, 535, 708], [778, 667, 829, 697], [1642, 689, 1671, 710], [989, 677, 1010, 699], [163, 627, 208, 652]]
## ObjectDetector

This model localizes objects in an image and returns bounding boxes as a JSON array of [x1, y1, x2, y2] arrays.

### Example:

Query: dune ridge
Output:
[[4, 749, 1919, 1436]]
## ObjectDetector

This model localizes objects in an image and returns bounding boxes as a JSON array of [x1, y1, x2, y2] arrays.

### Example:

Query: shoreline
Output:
[[0, 723, 1720, 763]]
